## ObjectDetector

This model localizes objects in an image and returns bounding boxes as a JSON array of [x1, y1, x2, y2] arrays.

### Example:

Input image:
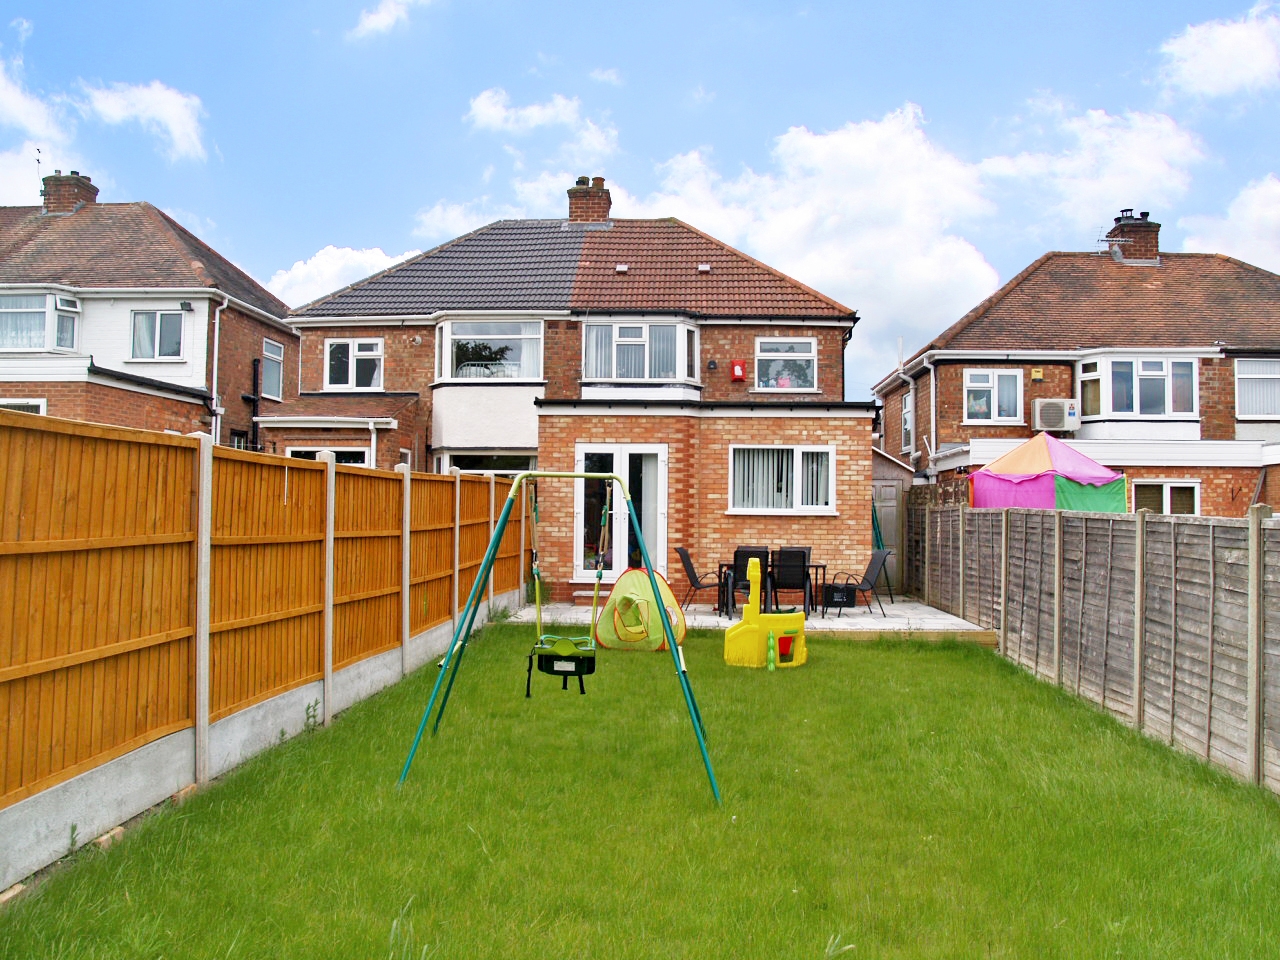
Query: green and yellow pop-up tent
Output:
[[595, 567, 686, 651]]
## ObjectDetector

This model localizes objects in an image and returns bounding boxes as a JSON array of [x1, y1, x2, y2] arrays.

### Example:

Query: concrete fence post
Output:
[[320, 452, 336, 727], [1053, 509, 1064, 686], [1247, 502, 1272, 784], [396, 464, 412, 677], [193, 434, 213, 784], [924, 506, 934, 607], [451, 467, 462, 628], [999, 509, 1010, 657], [957, 503, 967, 620], [1133, 508, 1148, 730]]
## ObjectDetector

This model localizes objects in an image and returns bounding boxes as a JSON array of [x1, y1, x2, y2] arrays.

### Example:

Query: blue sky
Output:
[[2, 1, 1279, 398]]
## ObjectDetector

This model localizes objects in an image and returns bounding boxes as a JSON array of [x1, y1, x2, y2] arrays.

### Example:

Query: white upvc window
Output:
[[755, 337, 817, 391], [262, 338, 284, 400], [1236, 359, 1280, 418], [1078, 356, 1196, 418], [728, 445, 835, 515], [964, 368, 1022, 422], [901, 390, 913, 453], [1132, 480, 1199, 515], [0, 293, 78, 352], [438, 320, 542, 379], [0, 398, 47, 414], [325, 338, 383, 390], [131, 310, 184, 360], [583, 321, 694, 381]]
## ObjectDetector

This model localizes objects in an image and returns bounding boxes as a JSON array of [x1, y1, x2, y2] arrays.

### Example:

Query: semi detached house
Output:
[[264, 177, 875, 599], [874, 210, 1280, 518]]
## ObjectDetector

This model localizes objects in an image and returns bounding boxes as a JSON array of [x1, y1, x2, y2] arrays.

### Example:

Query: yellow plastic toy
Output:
[[724, 557, 807, 668]]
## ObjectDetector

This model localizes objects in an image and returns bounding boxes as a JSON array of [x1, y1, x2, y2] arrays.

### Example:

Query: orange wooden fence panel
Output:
[[0, 411, 197, 810], [456, 476, 493, 607], [410, 473, 454, 634], [333, 465, 402, 669], [209, 449, 326, 721]]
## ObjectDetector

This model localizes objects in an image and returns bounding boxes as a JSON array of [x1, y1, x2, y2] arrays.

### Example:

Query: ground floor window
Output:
[[287, 447, 369, 466], [729, 445, 834, 514], [0, 398, 46, 414], [450, 454, 535, 473], [1132, 480, 1198, 515]]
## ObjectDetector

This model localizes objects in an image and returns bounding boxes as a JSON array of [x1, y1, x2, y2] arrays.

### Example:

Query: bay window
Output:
[[1077, 357, 1197, 418], [326, 338, 383, 390], [755, 337, 816, 390], [964, 369, 1022, 422], [583, 321, 695, 381], [1236, 359, 1280, 417], [0, 294, 79, 351], [729, 445, 834, 514], [440, 320, 541, 379]]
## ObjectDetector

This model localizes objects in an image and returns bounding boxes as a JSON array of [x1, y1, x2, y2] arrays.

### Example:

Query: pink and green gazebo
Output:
[[969, 433, 1126, 512]]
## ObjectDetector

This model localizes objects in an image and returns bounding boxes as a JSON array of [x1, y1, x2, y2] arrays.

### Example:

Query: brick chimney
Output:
[[1106, 209, 1160, 261], [41, 170, 99, 214], [567, 175, 611, 222]]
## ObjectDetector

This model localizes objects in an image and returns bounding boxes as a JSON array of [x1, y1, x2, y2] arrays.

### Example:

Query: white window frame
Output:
[[1076, 356, 1198, 420], [753, 336, 818, 393], [324, 337, 383, 391], [261, 338, 285, 401], [437, 319, 543, 381], [572, 442, 669, 581], [963, 368, 1023, 424], [900, 390, 913, 454], [1235, 358, 1280, 420], [1131, 479, 1200, 515], [727, 444, 837, 516], [285, 446, 370, 466], [581, 320, 696, 383], [0, 398, 47, 414], [130, 309, 185, 361], [0, 293, 79, 353]]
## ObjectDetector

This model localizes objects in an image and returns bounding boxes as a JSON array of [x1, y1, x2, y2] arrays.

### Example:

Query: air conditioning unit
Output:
[[1034, 398, 1081, 432]]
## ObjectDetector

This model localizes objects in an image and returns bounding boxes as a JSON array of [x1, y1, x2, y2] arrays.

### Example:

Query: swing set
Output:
[[398, 471, 721, 803]]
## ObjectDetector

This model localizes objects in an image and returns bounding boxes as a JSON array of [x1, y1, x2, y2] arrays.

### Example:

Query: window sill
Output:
[[725, 508, 838, 517], [749, 388, 821, 395], [961, 419, 1025, 426], [322, 386, 384, 392], [1079, 414, 1199, 421], [126, 357, 185, 363]]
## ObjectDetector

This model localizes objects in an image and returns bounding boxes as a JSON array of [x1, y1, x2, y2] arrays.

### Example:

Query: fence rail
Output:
[[0, 410, 530, 816], [907, 501, 1280, 794]]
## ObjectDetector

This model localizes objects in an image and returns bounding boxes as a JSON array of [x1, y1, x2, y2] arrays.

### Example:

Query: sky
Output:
[[2, 1, 1279, 399]]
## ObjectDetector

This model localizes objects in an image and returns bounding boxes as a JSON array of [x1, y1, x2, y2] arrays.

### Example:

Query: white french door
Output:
[[573, 443, 668, 581]]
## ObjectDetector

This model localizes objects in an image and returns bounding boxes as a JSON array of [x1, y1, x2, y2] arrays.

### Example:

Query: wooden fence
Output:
[[0, 410, 529, 814], [906, 502, 1280, 794]]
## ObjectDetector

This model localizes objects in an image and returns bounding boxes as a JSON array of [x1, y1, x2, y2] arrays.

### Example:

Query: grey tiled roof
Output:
[[292, 220, 592, 317]]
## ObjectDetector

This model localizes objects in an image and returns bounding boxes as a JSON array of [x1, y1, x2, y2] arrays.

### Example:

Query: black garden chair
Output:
[[724, 545, 771, 616], [769, 546, 813, 618], [675, 547, 720, 611], [823, 549, 892, 617]]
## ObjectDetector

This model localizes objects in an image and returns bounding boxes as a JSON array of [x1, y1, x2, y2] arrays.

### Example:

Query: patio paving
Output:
[[509, 597, 993, 642]]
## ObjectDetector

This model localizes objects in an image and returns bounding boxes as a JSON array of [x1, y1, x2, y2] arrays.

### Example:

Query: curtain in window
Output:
[[616, 342, 645, 378], [133, 312, 156, 358], [733, 448, 791, 509], [997, 375, 1018, 418], [584, 325, 612, 378], [801, 451, 829, 506], [1239, 377, 1280, 415], [1171, 362, 1194, 412], [650, 325, 676, 378], [0, 313, 46, 348]]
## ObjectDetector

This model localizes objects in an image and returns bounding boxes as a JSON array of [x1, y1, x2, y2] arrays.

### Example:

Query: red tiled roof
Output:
[[925, 251, 1280, 353], [571, 219, 851, 317], [0, 202, 288, 317]]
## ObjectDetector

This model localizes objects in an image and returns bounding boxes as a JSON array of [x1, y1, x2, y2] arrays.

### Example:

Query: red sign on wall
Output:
[[730, 359, 748, 381]]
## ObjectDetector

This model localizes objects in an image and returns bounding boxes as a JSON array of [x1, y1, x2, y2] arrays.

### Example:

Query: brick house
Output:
[[267, 176, 875, 596], [872, 210, 1280, 517], [0, 171, 298, 444]]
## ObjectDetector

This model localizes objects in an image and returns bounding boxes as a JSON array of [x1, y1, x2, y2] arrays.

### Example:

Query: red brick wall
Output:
[[536, 411, 874, 600], [297, 325, 436, 394], [1199, 357, 1234, 440], [212, 305, 300, 445], [933, 361, 1074, 450], [698, 324, 846, 402], [1122, 465, 1259, 518], [543, 319, 581, 399], [3, 380, 209, 434]]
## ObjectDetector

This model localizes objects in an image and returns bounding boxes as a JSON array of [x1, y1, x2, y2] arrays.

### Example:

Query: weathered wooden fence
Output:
[[906, 502, 1280, 794], [0, 410, 530, 884]]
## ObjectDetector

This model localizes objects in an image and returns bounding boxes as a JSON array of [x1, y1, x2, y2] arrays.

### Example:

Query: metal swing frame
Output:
[[397, 471, 721, 804]]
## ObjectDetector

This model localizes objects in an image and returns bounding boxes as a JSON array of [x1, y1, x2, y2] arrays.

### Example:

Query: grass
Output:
[[3, 626, 1280, 959]]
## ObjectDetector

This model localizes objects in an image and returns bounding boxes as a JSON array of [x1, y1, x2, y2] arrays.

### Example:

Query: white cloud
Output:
[[0, 141, 92, 203], [1181, 174, 1280, 271], [82, 80, 206, 161], [10, 17, 33, 44], [589, 68, 622, 85], [466, 88, 582, 133], [1161, 4, 1280, 97], [0, 58, 64, 141], [267, 245, 422, 308], [980, 107, 1203, 230], [613, 104, 1001, 395], [413, 197, 521, 241], [348, 0, 431, 39]]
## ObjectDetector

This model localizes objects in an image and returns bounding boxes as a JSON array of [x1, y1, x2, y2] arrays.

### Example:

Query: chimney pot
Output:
[[1140, 211, 1149, 220], [575, 175, 590, 186], [591, 176, 605, 188], [1105, 208, 1161, 260]]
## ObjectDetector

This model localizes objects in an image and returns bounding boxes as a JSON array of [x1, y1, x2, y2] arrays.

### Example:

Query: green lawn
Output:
[[3, 626, 1279, 959]]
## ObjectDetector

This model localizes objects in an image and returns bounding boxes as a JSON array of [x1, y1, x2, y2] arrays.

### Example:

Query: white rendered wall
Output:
[[432, 384, 543, 450]]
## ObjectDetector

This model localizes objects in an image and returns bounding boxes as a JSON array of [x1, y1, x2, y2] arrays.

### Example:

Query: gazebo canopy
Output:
[[970, 433, 1126, 511]]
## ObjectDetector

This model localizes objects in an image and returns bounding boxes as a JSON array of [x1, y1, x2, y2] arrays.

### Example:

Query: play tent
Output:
[[595, 567, 686, 651], [970, 432, 1126, 512]]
